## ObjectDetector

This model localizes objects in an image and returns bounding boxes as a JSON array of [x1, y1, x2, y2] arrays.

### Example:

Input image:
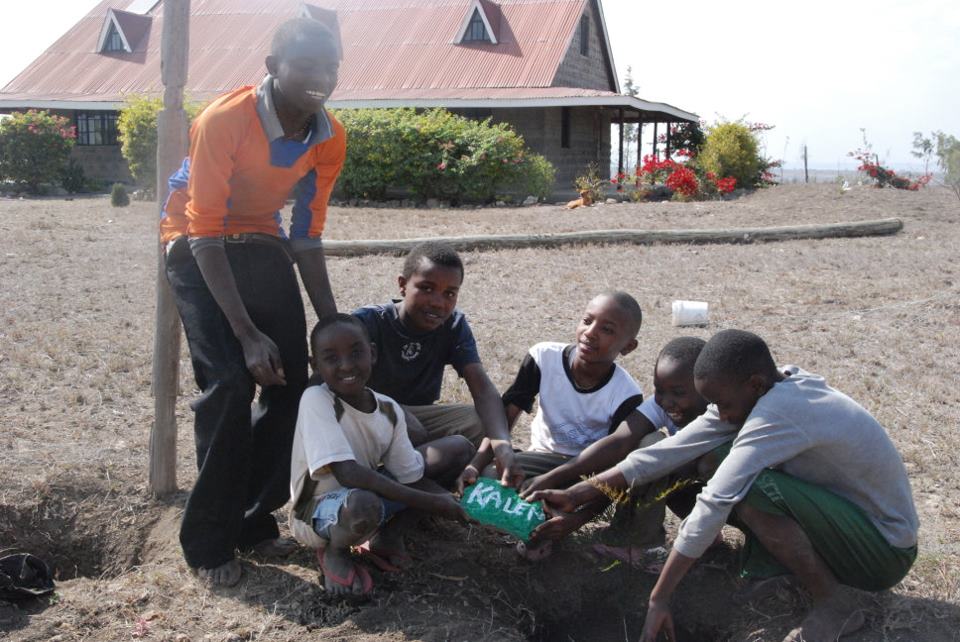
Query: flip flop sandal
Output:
[[317, 548, 374, 595]]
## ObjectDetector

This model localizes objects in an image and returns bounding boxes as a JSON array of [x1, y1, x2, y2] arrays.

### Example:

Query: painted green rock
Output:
[[460, 478, 546, 541]]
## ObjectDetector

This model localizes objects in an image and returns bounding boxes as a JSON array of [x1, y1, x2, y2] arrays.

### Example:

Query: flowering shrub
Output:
[[638, 155, 681, 185], [850, 132, 931, 191], [0, 109, 76, 192], [333, 108, 555, 202], [665, 166, 698, 197]]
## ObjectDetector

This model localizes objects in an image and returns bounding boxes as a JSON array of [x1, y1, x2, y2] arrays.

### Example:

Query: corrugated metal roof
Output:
[[2, 0, 586, 100], [0, 0, 696, 121]]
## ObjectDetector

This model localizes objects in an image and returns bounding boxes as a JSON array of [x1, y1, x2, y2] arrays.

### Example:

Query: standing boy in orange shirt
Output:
[[161, 18, 345, 586]]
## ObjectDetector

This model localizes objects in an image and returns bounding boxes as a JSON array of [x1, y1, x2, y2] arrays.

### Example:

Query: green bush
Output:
[[118, 96, 204, 189], [59, 159, 87, 194], [698, 122, 762, 188], [110, 182, 130, 207], [331, 108, 555, 203], [0, 110, 76, 193]]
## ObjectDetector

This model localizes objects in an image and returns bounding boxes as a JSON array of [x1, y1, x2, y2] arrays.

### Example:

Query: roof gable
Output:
[[300, 2, 343, 59], [96, 8, 152, 54], [453, 0, 499, 44]]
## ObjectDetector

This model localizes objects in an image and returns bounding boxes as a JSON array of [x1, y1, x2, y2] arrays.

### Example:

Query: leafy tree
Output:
[[118, 95, 204, 189], [0, 110, 76, 192]]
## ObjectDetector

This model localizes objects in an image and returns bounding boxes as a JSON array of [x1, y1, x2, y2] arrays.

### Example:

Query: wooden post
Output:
[[665, 122, 672, 160], [803, 144, 809, 183], [636, 119, 642, 185], [150, 0, 191, 497], [652, 122, 658, 159], [617, 107, 624, 179]]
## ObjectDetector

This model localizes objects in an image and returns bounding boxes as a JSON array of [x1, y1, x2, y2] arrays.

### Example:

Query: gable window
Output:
[[464, 9, 490, 42], [75, 111, 119, 146], [561, 107, 571, 148], [104, 23, 125, 53], [579, 15, 589, 55]]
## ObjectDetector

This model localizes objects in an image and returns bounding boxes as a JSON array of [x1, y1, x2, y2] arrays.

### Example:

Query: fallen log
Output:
[[323, 218, 903, 257]]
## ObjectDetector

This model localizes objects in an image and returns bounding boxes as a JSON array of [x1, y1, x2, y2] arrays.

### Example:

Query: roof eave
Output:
[[327, 95, 698, 121]]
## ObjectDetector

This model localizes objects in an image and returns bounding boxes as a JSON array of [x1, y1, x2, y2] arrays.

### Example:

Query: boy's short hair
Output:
[[310, 313, 370, 353], [271, 17, 337, 60], [402, 241, 464, 280], [694, 329, 777, 382], [604, 290, 642, 338], [657, 336, 706, 368]]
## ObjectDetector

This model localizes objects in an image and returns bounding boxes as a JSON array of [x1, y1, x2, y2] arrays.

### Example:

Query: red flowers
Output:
[[665, 166, 698, 196], [714, 176, 737, 193]]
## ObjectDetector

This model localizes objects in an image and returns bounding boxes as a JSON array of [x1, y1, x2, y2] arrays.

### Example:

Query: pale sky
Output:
[[1, 0, 957, 170]]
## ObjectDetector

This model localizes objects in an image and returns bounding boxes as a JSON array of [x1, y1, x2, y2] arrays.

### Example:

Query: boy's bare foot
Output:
[[196, 559, 242, 587], [318, 547, 373, 596], [783, 586, 865, 642], [252, 536, 298, 558], [365, 529, 412, 570]]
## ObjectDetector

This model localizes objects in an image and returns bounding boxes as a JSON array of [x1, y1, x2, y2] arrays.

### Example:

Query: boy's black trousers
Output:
[[164, 237, 307, 570]]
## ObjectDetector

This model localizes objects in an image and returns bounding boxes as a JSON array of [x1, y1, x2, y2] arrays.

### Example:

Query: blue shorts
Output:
[[311, 488, 406, 539]]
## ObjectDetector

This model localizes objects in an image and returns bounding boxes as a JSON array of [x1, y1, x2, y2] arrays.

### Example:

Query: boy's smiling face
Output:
[[266, 36, 339, 114], [653, 356, 707, 428], [311, 322, 376, 403], [695, 374, 768, 428], [573, 295, 638, 367], [397, 258, 463, 333]]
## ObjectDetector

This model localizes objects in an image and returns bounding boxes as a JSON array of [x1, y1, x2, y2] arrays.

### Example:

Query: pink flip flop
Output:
[[317, 548, 374, 595]]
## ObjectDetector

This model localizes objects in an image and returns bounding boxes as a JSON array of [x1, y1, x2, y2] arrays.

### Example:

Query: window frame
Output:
[[75, 111, 120, 146], [561, 107, 571, 149], [463, 8, 490, 43], [103, 23, 126, 53]]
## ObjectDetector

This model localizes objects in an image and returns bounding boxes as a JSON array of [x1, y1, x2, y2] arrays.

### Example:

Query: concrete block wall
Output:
[[482, 106, 612, 195], [551, 0, 616, 92]]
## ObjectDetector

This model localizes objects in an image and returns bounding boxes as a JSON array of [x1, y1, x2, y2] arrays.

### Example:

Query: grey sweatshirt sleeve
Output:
[[615, 407, 737, 485], [673, 407, 812, 558]]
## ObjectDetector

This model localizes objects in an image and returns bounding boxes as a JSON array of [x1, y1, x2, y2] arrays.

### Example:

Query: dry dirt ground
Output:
[[1, 183, 958, 641]]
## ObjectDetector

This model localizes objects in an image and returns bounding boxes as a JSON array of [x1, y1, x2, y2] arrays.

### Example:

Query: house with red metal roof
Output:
[[0, 0, 697, 192]]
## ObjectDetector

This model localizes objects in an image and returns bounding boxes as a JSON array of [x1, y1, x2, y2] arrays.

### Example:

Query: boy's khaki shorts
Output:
[[403, 403, 485, 446]]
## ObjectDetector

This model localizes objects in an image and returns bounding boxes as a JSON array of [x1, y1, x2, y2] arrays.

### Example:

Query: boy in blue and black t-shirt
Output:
[[352, 241, 522, 488]]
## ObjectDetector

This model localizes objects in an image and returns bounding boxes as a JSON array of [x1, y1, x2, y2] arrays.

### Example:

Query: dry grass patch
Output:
[[1, 184, 958, 640]]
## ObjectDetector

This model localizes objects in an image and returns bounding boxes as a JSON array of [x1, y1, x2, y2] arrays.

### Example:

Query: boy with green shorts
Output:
[[530, 329, 918, 642]]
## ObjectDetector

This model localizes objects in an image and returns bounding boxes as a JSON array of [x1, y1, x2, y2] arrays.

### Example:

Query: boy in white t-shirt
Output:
[[289, 314, 473, 596], [458, 292, 647, 557], [517, 336, 711, 556]]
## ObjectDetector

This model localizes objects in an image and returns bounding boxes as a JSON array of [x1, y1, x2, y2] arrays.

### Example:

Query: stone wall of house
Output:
[[481, 106, 612, 195], [43, 109, 134, 185], [551, 0, 616, 91]]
